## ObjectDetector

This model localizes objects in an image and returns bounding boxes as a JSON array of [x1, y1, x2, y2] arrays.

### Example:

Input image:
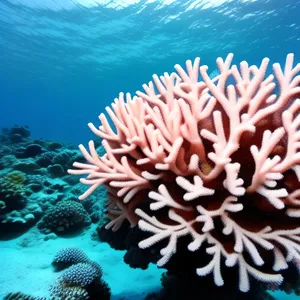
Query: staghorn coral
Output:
[[69, 54, 300, 292]]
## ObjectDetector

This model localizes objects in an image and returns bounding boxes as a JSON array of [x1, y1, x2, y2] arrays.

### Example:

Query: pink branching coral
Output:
[[68, 54, 300, 292]]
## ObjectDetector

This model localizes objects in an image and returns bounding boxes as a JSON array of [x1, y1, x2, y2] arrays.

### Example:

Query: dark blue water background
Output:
[[0, 0, 299, 145]]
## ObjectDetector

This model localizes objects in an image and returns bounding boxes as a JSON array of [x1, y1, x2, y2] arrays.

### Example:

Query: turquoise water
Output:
[[0, 1, 299, 299], [1, 0, 299, 144]]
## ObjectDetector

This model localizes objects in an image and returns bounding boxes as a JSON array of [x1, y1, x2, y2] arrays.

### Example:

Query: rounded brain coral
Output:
[[69, 54, 300, 292]]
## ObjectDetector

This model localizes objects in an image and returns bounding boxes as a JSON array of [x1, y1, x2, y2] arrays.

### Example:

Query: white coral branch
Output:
[[105, 209, 126, 232], [222, 216, 300, 272], [221, 215, 274, 266], [264, 228, 300, 262], [68, 140, 150, 202], [135, 208, 198, 266], [256, 186, 288, 210], [223, 163, 245, 196], [236, 256, 283, 292], [196, 196, 243, 232], [250, 53, 300, 124], [247, 129, 290, 209], [196, 235, 282, 292], [274, 99, 300, 172], [176, 175, 215, 201], [196, 244, 225, 286], [148, 184, 192, 211], [248, 128, 285, 193]]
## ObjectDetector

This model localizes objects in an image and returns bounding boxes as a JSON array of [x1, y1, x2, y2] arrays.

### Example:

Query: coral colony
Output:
[[69, 54, 300, 292]]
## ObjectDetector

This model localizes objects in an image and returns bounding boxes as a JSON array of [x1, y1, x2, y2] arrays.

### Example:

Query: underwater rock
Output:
[[13, 160, 40, 173], [52, 150, 80, 172], [0, 154, 16, 166], [28, 183, 43, 193], [47, 163, 65, 177], [0, 201, 43, 239], [10, 134, 23, 143], [24, 213, 35, 221], [43, 232, 57, 241], [51, 182, 66, 191], [35, 152, 55, 168], [8, 126, 31, 138], [23, 144, 43, 158], [2, 126, 31, 144], [48, 141, 63, 151]]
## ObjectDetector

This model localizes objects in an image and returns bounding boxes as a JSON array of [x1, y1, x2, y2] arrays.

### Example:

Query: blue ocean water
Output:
[[0, 0, 300, 299], [0, 0, 299, 144]]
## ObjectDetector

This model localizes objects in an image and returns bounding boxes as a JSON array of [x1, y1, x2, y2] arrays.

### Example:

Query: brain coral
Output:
[[69, 54, 300, 292]]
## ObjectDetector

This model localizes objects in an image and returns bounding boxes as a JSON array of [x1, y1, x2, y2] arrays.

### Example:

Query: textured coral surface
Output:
[[69, 54, 300, 292]]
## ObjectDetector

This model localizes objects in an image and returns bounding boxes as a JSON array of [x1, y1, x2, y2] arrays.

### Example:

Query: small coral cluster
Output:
[[70, 54, 300, 294], [50, 247, 111, 300]]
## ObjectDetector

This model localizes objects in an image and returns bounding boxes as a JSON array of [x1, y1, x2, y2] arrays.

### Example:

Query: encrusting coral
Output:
[[69, 54, 300, 293]]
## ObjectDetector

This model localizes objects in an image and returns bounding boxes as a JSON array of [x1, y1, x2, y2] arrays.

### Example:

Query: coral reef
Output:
[[70, 54, 300, 296], [0, 125, 105, 239], [50, 248, 111, 300]]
